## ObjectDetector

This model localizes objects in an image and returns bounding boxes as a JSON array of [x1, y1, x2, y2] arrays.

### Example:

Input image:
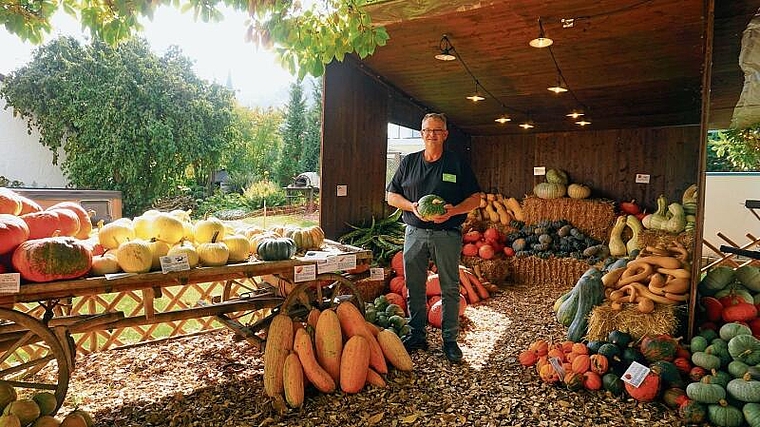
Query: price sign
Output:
[[316, 257, 340, 274], [621, 361, 651, 388], [336, 254, 357, 271], [294, 264, 317, 282], [160, 254, 191, 274], [369, 268, 385, 281], [0, 274, 20, 294], [548, 357, 565, 380]]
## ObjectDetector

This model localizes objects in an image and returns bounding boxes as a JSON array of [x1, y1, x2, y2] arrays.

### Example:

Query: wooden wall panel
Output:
[[321, 61, 391, 239], [471, 126, 702, 212]]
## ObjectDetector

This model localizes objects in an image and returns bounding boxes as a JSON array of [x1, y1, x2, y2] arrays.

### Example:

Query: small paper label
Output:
[[0, 274, 20, 294], [369, 267, 385, 280], [442, 173, 457, 183], [316, 257, 340, 274], [337, 185, 348, 197], [294, 264, 317, 282], [336, 254, 357, 271], [621, 361, 651, 388], [533, 166, 546, 176], [635, 173, 650, 184], [160, 254, 191, 274], [548, 357, 565, 380]]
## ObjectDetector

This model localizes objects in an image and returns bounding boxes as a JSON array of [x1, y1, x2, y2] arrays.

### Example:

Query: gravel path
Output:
[[62, 279, 686, 427]]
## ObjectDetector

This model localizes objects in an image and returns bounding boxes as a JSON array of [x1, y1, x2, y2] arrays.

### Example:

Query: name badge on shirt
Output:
[[442, 173, 457, 183]]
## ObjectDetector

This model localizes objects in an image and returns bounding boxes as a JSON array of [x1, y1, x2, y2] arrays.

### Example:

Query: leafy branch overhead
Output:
[[0, 0, 389, 78]]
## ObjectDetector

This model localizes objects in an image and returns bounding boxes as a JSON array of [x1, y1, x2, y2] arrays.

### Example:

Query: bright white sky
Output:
[[0, 5, 299, 108]]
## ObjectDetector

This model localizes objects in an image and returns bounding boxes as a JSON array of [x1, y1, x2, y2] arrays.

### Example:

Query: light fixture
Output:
[[466, 81, 485, 102], [519, 122, 535, 129], [566, 110, 585, 119], [495, 115, 511, 124], [547, 74, 568, 94], [529, 17, 553, 48], [435, 35, 457, 61], [575, 119, 591, 126]]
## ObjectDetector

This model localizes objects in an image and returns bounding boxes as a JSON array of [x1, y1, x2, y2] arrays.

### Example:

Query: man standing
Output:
[[386, 113, 481, 364]]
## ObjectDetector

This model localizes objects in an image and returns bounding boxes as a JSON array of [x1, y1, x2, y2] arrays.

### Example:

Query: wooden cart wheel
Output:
[[0, 308, 70, 414], [279, 273, 365, 318]]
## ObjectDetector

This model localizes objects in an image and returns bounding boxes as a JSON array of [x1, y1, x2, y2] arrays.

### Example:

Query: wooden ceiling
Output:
[[361, 0, 760, 135]]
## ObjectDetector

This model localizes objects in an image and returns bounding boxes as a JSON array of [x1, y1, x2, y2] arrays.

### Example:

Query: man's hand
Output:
[[430, 203, 455, 223]]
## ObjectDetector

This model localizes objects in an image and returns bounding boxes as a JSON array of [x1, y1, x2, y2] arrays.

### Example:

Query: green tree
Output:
[[0, 0, 388, 78], [0, 36, 235, 216], [223, 105, 284, 191], [300, 79, 323, 174], [276, 81, 307, 185], [707, 128, 760, 171]]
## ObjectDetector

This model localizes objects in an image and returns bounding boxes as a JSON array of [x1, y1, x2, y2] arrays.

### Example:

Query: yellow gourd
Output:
[[608, 216, 627, 257], [642, 194, 668, 230], [625, 215, 643, 255]]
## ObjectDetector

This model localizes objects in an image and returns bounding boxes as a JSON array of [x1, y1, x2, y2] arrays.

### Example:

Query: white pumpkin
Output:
[[223, 234, 252, 263], [116, 240, 153, 273], [90, 252, 121, 276], [197, 241, 229, 266], [167, 242, 199, 268], [148, 239, 171, 270], [193, 217, 226, 243], [132, 215, 155, 240], [98, 221, 135, 250], [153, 213, 184, 244]]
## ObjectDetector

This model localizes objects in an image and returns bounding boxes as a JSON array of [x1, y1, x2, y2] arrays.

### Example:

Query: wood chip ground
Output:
[[61, 279, 686, 427]]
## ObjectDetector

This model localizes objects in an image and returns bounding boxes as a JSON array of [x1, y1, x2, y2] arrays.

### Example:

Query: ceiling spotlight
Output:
[[519, 122, 534, 129], [435, 35, 457, 61], [547, 75, 568, 94], [576, 119, 591, 126], [466, 82, 485, 102], [566, 110, 585, 119], [495, 115, 511, 124], [529, 17, 553, 48]]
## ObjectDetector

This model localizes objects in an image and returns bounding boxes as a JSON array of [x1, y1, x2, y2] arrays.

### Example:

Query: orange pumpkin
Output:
[[0, 214, 29, 255], [571, 354, 591, 373], [583, 371, 603, 390], [47, 202, 92, 239], [589, 354, 609, 375], [385, 292, 406, 314], [539, 364, 560, 384], [571, 342, 589, 355], [529, 339, 550, 357], [519, 350, 539, 367], [389, 276, 406, 295], [20, 211, 62, 239], [547, 348, 565, 362], [0, 188, 22, 215], [48, 208, 80, 237], [17, 195, 42, 215], [11, 237, 93, 282]]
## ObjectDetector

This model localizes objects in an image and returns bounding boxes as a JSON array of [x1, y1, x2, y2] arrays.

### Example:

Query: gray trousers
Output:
[[403, 225, 462, 342]]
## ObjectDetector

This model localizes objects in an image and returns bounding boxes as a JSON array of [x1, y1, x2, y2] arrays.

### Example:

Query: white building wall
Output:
[[0, 96, 67, 187], [703, 172, 760, 255]]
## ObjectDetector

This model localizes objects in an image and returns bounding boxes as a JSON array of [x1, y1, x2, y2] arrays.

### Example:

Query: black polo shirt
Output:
[[387, 149, 481, 230]]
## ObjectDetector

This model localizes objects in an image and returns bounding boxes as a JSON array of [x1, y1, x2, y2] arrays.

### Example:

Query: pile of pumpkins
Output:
[[263, 301, 412, 410], [0, 380, 93, 427], [532, 168, 592, 200], [0, 187, 326, 283]]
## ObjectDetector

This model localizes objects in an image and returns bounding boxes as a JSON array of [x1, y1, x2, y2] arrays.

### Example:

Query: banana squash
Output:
[[567, 267, 604, 342]]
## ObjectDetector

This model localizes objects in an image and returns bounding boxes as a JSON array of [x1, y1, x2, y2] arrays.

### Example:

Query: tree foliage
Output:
[[1, 0, 389, 78], [300, 78, 323, 174], [0, 36, 236, 216], [708, 127, 760, 171], [223, 105, 284, 191], [276, 81, 307, 185]]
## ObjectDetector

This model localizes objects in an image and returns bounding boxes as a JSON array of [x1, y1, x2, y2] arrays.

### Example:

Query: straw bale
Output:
[[587, 301, 684, 341], [507, 256, 591, 289], [637, 229, 695, 252], [522, 196, 616, 241], [460, 256, 510, 285]]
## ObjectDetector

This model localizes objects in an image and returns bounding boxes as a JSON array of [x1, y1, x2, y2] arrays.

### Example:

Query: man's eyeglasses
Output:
[[421, 129, 447, 135]]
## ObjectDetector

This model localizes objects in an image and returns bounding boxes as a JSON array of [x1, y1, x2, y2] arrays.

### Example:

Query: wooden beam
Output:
[[366, 0, 497, 26]]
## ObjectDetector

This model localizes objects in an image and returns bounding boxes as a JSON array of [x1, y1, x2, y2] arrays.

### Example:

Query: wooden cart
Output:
[[0, 241, 372, 414]]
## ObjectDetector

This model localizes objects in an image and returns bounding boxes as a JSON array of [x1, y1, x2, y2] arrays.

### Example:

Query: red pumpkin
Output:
[[17, 195, 42, 215], [700, 296, 723, 322], [583, 371, 602, 390], [689, 366, 707, 382], [461, 243, 478, 257], [673, 357, 692, 374], [426, 274, 442, 296], [749, 318, 760, 337], [427, 299, 442, 328], [390, 251, 404, 277], [503, 246, 515, 257], [389, 276, 406, 295], [12, 237, 93, 282], [589, 354, 609, 374], [20, 210, 62, 239], [478, 244, 495, 260], [722, 302, 758, 323], [624, 372, 661, 402], [483, 227, 500, 243], [619, 200, 641, 215], [0, 188, 22, 215], [462, 230, 481, 243], [48, 208, 80, 237], [0, 214, 30, 255]]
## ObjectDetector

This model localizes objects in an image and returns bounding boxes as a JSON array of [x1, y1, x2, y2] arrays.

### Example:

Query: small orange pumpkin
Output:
[[589, 354, 609, 375], [519, 350, 539, 367], [571, 354, 591, 373], [583, 371, 603, 390]]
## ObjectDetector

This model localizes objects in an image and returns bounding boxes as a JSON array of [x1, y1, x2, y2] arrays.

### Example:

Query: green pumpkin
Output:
[[729, 335, 760, 365], [586, 340, 605, 354], [720, 323, 753, 342], [650, 360, 684, 387], [727, 373, 760, 403], [640, 334, 677, 362], [692, 351, 722, 371], [602, 373, 624, 396], [728, 360, 750, 379], [691, 335, 709, 353], [700, 328, 719, 342], [736, 265, 760, 292], [708, 400, 744, 427], [687, 381, 726, 404], [533, 182, 566, 199], [743, 402, 760, 427], [255, 237, 297, 261], [545, 168, 569, 185], [699, 266, 736, 296], [608, 330, 632, 348], [416, 194, 446, 220]]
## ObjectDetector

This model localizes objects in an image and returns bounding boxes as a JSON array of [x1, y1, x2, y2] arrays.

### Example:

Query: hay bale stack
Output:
[[587, 301, 685, 341], [637, 229, 695, 252], [507, 256, 591, 289], [460, 257, 510, 285], [522, 196, 616, 241]]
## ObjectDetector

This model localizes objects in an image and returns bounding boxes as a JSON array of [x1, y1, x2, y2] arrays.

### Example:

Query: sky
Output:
[[0, 5, 301, 108]]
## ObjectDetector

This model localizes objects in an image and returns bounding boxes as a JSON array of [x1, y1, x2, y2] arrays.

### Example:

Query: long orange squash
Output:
[[365, 367, 386, 388], [294, 328, 336, 393], [340, 335, 370, 394], [263, 314, 294, 398], [306, 308, 321, 330], [377, 329, 413, 372], [283, 352, 304, 408], [458, 268, 480, 303], [315, 309, 343, 383], [336, 302, 388, 374]]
